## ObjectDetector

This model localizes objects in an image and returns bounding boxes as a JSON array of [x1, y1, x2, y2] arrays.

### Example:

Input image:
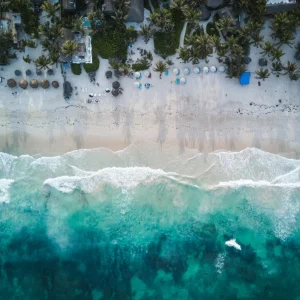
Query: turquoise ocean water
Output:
[[0, 144, 300, 299]]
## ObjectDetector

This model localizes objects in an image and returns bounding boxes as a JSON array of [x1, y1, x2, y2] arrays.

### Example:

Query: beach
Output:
[[1, 40, 300, 157]]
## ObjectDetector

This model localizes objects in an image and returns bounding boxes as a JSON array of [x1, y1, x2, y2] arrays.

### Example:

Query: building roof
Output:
[[267, 0, 296, 4], [63, 0, 76, 10], [240, 72, 250, 85], [126, 0, 144, 23]]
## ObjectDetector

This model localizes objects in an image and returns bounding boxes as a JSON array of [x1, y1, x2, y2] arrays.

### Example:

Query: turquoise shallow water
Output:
[[0, 145, 300, 299]]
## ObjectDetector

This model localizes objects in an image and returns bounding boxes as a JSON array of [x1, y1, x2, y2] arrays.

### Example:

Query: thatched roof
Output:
[[105, 71, 113, 79], [15, 70, 21, 76], [52, 81, 59, 88], [40, 79, 50, 89], [30, 79, 39, 88], [112, 81, 120, 89], [7, 79, 16, 88], [259, 58, 268, 67], [111, 89, 119, 97], [26, 69, 31, 76], [19, 79, 28, 89], [47, 69, 54, 75], [63, 81, 73, 99]]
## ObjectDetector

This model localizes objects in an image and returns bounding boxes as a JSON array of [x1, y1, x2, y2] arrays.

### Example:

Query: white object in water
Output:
[[144, 70, 150, 77], [173, 68, 180, 75], [193, 67, 200, 74], [135, 72, 141, 79], [210, 66, 217, 73], [134, 81, 141, 88], [225, 239, 241, 250], [203, 67, 209, 74], [219, 65, 226, 73], [183, 67, 190, 75], [180, 77, 186, 84]]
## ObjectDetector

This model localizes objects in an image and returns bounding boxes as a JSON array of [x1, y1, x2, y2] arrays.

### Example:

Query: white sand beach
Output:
[[1, 21, 300, 157]]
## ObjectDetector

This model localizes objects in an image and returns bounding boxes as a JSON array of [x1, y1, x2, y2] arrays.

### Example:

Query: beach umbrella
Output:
[[244, 57, 252, 65], [173, 68, 180, 75], [203, 67, 209, 74], [52, 81, 59, 88], [210, 66, 217, 73], [36, 69, 42, 76], [30, 79, 39, 88], [111, 89, 119, 97], [180, 77, 186, 84], [112, 81, 120, 89], [19, 79, 28, 89], [193, 67, 200, 74], [105, 70, 112, 79], [183, 68, 190, 75], [219, 66, 226, 72], [145, 83, 150, 89], [7, 79, 16, 88], [40, 79, 50, 89], [259, 58, 268, 67], [26, 69, 31, 76], [15, 70, 21, 76], [144, 70, 150, 77], [105, 88, 110, 93], [47, 69, 54, 76], [135, 72, 141, 79], [134, 81, 141, 88]]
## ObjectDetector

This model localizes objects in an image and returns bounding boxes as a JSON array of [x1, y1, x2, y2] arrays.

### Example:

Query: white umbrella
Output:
[[219, 65, 226, 73], [193, 67, 200, 74], [203, 67, 209, 74], [173, 68, 180, 75], [210, 66, 217, 73], [180, 77, 186, 84], [183, 67, 190, 75], [134, 81, 141, 88], [144, 70, 150, 77], [135, 72, 141, 79]]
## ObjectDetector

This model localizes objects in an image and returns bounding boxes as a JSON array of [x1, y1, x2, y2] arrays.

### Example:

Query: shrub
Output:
[[83, 48, 100, 72], [206, 22, 219, 37], [71, 63, 82, 75], [132, 57, 151, 71], [23, 39, 36, 48]]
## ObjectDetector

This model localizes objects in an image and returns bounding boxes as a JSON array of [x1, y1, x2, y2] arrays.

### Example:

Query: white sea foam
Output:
[[225, 239, 242, 250], [216, 180, 300, 189], [215, 253, 226, 274], [0, 179, 14, 203]]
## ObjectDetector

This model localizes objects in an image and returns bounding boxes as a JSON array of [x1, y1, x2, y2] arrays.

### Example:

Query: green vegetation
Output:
[[62, 40, 78, 57], [23, 55, 32, 64], [206, 22, 219, 37], [153, 60, 168, 78], [71, 63, 82, 75], [255, 68, 270, 80], [83, 48, 100, 72], [23, 39, 36, 48], [0, 30, 13, 65], [144, 0, 151, 11], [132, 57, 151, 71], [35, 55, 52, 70]]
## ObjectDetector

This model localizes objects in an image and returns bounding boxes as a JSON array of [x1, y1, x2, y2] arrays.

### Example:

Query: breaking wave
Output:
[[0, 143, 299, 298]]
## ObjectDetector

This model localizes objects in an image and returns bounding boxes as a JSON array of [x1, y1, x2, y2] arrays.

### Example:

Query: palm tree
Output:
[[177, 46, 191, 63], [153, 61, 168, 79], [271, 61, 283, 76], [284, 61, 298, 80], [72, 17, 84, 34], [260, 41, 275, 57], [183, 8, 202, 27], [271, 48, 284, 61], [140, 24, 153, 44], [187, 33, 214, 62], [35, 55, 52, 70], [216, 16, 234, 33], [171, 0, 187, 11], [41, 0, 60, 21], [190, 0, 206, 8], [62, 40, 78, 57], [148, 9, 174, 32], [49, 44, 60, 67], [255, 68, 270, 80]]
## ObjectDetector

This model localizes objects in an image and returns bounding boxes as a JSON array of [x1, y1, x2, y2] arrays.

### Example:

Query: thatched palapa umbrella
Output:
[[40, 79, 50, 89], [112, 81, 120, 89], [111, 89, 119, 97], [105, 71, 112, 79], [36, 69, 42, 76], [19, 79, 28, 89], [52, 81, 59, 88], [259, 58, 268, 67], [47, 69, 54, 76], [30, 79, 39, 88], [15, 70, 21, 76], [7, 79, 16, 88], [26, 69, 31, 76]]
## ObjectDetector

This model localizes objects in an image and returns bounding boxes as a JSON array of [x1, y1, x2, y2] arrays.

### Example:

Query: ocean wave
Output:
[[0, 179, 14, 203]]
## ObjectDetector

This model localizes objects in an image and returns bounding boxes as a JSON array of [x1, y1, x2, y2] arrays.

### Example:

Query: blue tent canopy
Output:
[[240, 72, 250, 85]]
